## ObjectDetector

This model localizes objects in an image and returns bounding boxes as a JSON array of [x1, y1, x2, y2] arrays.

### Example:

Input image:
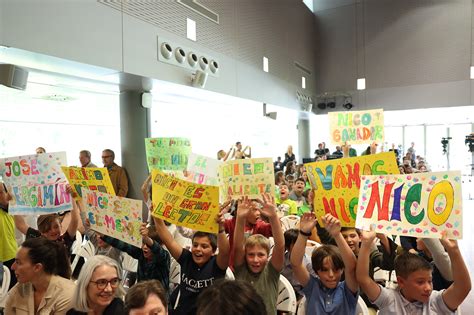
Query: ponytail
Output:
[[21, 237, 72, 279]]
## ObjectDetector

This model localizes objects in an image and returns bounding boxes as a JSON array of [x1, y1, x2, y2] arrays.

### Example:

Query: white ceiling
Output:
[[312, 0, 355, 12]]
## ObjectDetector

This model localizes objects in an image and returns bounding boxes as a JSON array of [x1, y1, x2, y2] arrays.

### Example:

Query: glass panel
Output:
[[426, 125, 448, 171]]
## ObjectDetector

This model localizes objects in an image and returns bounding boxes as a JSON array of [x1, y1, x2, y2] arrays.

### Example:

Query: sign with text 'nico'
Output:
[[185, 153, 221, 186], [0, 152, 73, 214], [329, 109, 384, 145], [82, 189, 143, 247], [61, 166, 115, 201], [218, 158, 275, 200], [304, 152, 399, 227], [145, 137, 191, 172], [356, 171, 463, 239], [151, 169, 220, 233]]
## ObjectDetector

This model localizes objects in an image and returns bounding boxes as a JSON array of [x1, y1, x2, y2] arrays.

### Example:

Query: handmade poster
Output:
[[61, 166, 116, 200], [185, 153, 222, 186], [355, 171, 463, 239], [218, 158, 275, 200], [151, 169, 219, 233], [145, 137, 191, 172], [82, 189, 143, 247], [304, 152, 399, 227], [329, 109, 384, 145], [0, 152, 73, 214]]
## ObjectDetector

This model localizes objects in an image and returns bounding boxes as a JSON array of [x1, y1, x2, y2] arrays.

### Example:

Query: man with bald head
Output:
[[102, 149, 129, 197]]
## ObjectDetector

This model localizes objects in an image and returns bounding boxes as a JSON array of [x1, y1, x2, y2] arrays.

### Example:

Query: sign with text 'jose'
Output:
[[0, 152, 73, 214]]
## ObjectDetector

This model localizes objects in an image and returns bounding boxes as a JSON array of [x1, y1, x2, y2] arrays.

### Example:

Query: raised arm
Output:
[[13, 214, 29, 235], [215, 209, 230, 270], [153, 216, 183, 260], [223, 147, 234, 162], [66, 198, 80, 239], [440, 237, 471, 311], [290, 212, 317, 287], [244, 146, 252, 158], [356, 228, 381, 301], [260, 193, 284, 271], [233, 197, 252, 268], [322, 214, 358, 294]]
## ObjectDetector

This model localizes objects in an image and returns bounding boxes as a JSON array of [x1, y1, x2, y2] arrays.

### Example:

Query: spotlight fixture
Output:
[[327, 99, 336, 109], [317, 100, 327, 110], [343, 98, 353, 110]]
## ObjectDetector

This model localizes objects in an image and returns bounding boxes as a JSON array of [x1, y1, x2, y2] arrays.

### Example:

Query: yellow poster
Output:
[[151, 169, 220, 233], [304, 152, 399, 227], [328, 109, 384, 145], [218, 158, 275, 200], [61, 166, 116, 201]]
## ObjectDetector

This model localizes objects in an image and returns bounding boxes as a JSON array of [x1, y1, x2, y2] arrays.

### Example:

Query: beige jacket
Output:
[[5, 275, 75, 315]]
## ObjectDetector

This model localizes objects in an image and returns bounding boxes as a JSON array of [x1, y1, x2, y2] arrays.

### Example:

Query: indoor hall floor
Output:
[[459, 199, 474, 312]]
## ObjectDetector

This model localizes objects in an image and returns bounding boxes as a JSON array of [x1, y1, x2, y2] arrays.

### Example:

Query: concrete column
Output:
[[119, 91, 150, 202], [297, 118, 311, 163]]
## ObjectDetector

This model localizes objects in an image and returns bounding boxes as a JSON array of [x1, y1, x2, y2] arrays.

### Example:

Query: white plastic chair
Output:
[[305, 239, 321, 257], [277, 275, 297, 314], [122, 252, 138, 274], [169, 258, 181, 292], [71, 240, 96, 273], [356, 296, 369, 315], [71, 230, 83, 255], [0, 265, 11, 308], [280, 215, 301, 232], [296, 296, 306, 315], [268, 237, 275, 258], [225, 267, 235, 280]]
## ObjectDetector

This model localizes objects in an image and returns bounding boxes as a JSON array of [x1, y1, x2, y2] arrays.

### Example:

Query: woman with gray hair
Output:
[[66, 255, 125, 315]]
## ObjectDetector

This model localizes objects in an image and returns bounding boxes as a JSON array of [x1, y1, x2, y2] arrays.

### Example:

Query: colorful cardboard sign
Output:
[[329, 109, 384, 145], [304, 152, 399, 227], [145, 137, 191, 172], [82, 189, 143, 247], [151, 169, 219, 233], [185, 153, 221, 186], [218, 158, 275, 200], [0, 152, 73, 214], [355, 171, 463, 239], [61, 166, 116, 200]]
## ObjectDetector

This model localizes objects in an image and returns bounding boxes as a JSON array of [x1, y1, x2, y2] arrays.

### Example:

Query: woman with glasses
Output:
[[67, 255, 125, 315]]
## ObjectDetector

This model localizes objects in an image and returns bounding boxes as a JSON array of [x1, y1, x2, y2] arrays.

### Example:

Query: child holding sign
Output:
[[233, 194, 285, 315], [290, 213, 359, 314], [356, 229, 471, 314], [153, 209, 229, 315]]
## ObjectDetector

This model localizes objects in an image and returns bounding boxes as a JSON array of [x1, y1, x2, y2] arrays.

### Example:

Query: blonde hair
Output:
[[244, 234, 270, 254]]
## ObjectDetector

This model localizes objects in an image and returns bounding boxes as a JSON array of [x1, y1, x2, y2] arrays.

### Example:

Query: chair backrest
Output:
[[277, 275, 297, 314], [305, 240, 321, 257], [71, 240, 96, 275], [71, 230, 83, 255], [296, 296, 306, 315], [0, 265, 11, 308], [280, 215, 300, 232], [169, 258, 181, 292], [225, 267, 235, 280], [122, 252, 138, 273], [356, 296, 369, 315]]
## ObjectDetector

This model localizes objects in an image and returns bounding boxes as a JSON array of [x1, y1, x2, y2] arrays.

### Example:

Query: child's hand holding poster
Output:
[[355, 171, 462, 239], [62, 166, 116, 200], [82, 189, 143, 247], [151, 169, 220, 233], [0, 152, 72, 214]]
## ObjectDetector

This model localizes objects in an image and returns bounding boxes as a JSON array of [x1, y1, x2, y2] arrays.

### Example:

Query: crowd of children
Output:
[[0, 142, 471, 315]]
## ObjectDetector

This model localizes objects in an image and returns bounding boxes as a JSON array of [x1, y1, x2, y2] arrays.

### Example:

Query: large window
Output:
[[150, 82, 299, 162], [0, 81, 120, 166]]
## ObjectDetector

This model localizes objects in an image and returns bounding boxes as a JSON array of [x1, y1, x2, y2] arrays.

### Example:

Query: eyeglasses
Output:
[[90, 277, 121, 290], [101, 155, 112, 159]]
